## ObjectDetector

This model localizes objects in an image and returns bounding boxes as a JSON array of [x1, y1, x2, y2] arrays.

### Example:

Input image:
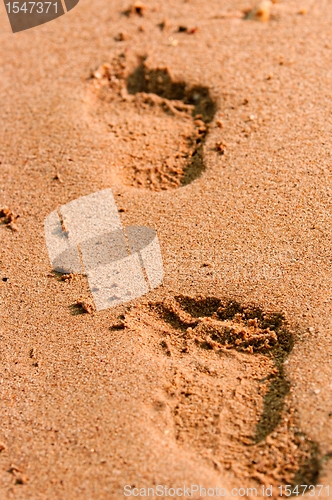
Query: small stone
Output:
[[92, 63, 111, 80], [126, 1, 146, 16], [158, 18, 170, 30], [54, 172, 63, 183], [245, 0, 272, 22], [15, 475, 29, 485], [75, 298, 95, 314], [168, 37, 178, 46], [215, 142, 226, 154], [0, 207, 19, 229], [114, 31, 128, 41], [61, 273, 77, 282], [177, 25, 198, 34]]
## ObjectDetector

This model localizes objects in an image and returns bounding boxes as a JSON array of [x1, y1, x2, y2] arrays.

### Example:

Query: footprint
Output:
[[88, 54, 217, 190], [123, 295, 322, 489], [88, 54, 324, 487]]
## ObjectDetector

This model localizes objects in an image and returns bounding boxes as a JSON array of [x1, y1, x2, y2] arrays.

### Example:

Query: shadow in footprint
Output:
[[162, 296, 295, 443], [126, 62, 217, 187]]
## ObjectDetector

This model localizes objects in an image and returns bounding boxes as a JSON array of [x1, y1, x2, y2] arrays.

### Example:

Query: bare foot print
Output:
[[88, 54, 217, 190], [122, 296, 322, 490]]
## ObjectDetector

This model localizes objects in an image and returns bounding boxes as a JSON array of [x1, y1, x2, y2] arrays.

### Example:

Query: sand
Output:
[[1, 0, 332, 497]]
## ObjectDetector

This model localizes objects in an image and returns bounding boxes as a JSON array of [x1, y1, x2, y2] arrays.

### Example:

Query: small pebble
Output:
[[246, 0, 272, 22], [168, 37, 178, 46], [127, 1, 146, 16], [75, 298, 95, 314], [215, 142, 226, 154], [54, 172, 63, 183], [114, 31, 128, 41], [298, 8, 307, 15]]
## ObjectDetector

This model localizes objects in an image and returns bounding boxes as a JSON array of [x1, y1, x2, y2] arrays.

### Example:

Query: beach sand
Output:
[[1, 0, 332, 497]]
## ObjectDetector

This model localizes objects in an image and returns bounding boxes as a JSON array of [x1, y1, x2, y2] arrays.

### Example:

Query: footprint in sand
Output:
[[122, 295, 324, 490], [87, 56, 326, 487], [87, 53, 217, 190]]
